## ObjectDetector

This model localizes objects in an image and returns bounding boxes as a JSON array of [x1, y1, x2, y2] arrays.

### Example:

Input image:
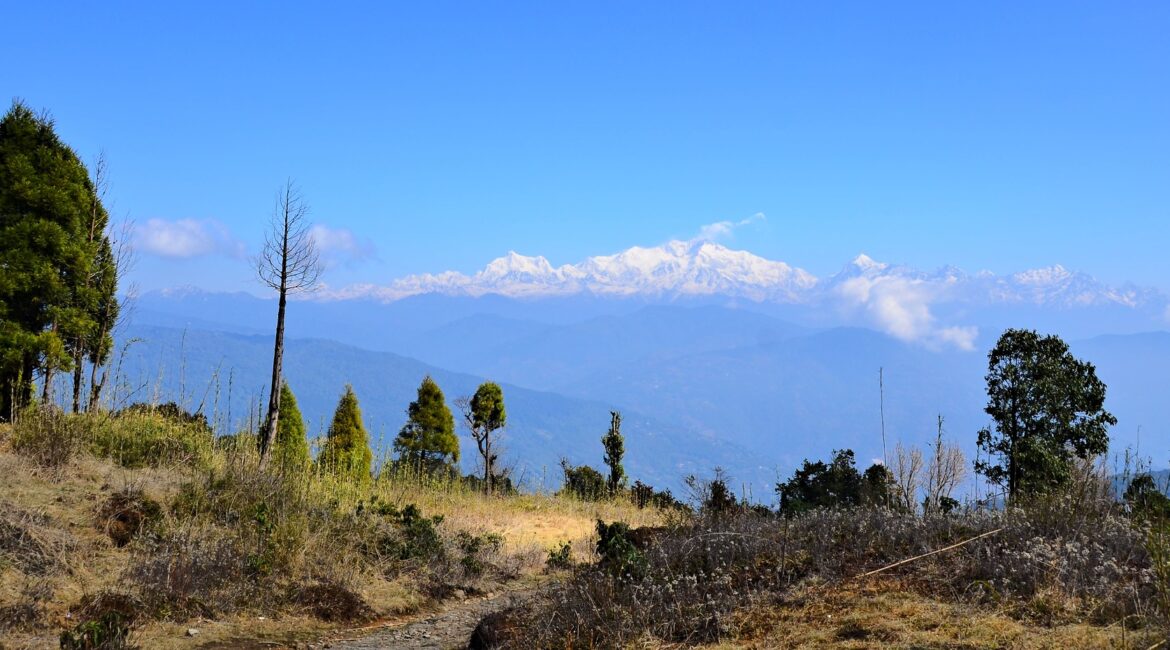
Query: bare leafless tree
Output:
[[255, 180, 322, 466], [892, 441, 924, 512], [86, 219, 137, 412], [923, 415, 966, 513]]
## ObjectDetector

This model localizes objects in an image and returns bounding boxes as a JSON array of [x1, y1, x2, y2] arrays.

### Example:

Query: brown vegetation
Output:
[[0, 411, 657, 647]]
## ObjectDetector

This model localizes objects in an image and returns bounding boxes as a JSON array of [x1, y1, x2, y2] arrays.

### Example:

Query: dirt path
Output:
[[324, 587, 539, 650]]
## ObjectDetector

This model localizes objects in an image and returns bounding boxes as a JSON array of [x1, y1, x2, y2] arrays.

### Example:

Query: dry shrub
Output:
[[74, 592, 147, 627], [0, 580, 52, 631], [288, 579, 374, 623], [505, 491, 1156, 648], [98, 487, 162, 547], [0, 501, 75, 575], [126, 461, 380, 622], [10, 408, 86, 469], [128, 523, 253, 619]]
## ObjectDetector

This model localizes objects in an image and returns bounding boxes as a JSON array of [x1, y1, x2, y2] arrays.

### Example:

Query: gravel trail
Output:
[[326, 587, 538, 650]]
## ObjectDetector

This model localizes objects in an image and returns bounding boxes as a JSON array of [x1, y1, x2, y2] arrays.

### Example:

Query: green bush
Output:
[[89, 411, 212, 469], [10, 407, 85, 468], [595, 520, 645, 579], [375, 503, 445, 564], [546, 541, 574, 571], [456, 530, 504, 578], [560, 460, 606, 501], [59, 611, 134, 649]]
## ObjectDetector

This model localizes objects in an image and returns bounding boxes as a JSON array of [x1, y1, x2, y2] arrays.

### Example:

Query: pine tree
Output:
[[273, 382, 309, 472], [602, 411, 626, 496], [316, 385, 372, 482], [0, 101, 115, 418], [394, 376, 459, 474]]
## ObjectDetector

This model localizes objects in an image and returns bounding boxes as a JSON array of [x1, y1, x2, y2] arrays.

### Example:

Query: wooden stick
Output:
[[851, 527, 1004, 581]]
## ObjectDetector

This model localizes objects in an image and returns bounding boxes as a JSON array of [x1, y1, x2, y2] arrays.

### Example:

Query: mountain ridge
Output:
[[310, 242, 1166, 315]]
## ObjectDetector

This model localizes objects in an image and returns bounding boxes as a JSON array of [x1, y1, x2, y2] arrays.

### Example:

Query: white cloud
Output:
[[1164, 304, 1170, 325], [309, 225, 376, 268], [935, 326, 979, 351], [134, 218, 244, 259], [836, 275, 977, 350], [691, 212, 766, 243]]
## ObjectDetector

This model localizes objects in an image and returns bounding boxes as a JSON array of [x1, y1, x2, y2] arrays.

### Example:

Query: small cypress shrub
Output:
[[316, 385, 373, 482], [273, 382, 309, 473]]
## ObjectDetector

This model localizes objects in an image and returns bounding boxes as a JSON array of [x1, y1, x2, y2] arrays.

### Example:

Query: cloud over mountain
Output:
[[311, 241, 1166, 349]]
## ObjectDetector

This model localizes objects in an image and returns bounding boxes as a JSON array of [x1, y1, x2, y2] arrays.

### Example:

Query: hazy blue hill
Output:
[[558, 327, 989, 469], [133, 290, 653, 352], [405, 305, 809, 390], [115, 324, 763, 491], [128, 291, 1170, 490]]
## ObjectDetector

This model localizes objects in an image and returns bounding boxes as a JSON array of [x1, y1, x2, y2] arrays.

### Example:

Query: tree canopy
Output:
[[394, 376, 459, 474], [0, 101, 117, 418], [975, 329, 1115, 500], [463, 381, 507, 494], [777, 449, 889, 515]]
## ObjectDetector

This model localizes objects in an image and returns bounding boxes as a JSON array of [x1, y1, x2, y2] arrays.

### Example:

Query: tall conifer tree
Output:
[[0, 101, 115, 418]]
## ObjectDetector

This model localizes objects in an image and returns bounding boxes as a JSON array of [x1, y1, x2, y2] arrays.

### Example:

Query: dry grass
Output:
[[716, 580, 1161, 649], [0, 412, 660, 647]]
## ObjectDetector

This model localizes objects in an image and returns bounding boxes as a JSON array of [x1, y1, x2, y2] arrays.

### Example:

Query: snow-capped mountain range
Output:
[[319, 239, 1162, 311]]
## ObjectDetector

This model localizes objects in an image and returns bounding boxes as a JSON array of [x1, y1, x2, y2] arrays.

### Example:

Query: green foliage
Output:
[[630, 480, 684, 511], [0, 101, 117, 418], [975, 329, 1116, 500], [684, 469, 740, 515], [90, 410, 213, 469], [394, 376, 458, 474], [10, 406, 86, 467], [467, 381, 507, 494], [601, 411, 626, 496], [559, 460, 606, 501], [861, 463, 895, 507], [777, 449, 878, 515], [316, 385, 373, 482], [469, 382, 506, 433], [363, 501, 445, 563], [59, 611, 133, 650], [273, 382, 309, 472], [1126, 474, 1170, 521], [546, 541, 574, 570], [10, 407, 211, 469], [118, 402, 210, 434], [595, 520, 645, 579], [456, 530, 504, 578]]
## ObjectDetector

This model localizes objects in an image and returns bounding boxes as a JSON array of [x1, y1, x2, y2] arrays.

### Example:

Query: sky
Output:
[[5, 1, 1169, 294]]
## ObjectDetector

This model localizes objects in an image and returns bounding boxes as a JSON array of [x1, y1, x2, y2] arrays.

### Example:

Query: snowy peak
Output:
[[849, 253, 888, 274], [479, 251, 559, 282], [318, 244, 1163, 315]]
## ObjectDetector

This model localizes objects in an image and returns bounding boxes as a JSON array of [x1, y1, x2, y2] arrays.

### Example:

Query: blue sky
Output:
[[6, 1, 1168, 293]]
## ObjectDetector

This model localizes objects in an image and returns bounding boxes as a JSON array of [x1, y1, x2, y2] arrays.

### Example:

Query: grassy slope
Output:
[[0, 420, 659, 648]]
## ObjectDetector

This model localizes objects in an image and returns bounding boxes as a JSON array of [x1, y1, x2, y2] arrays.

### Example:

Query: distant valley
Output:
[[122, 281, 1170, 497]]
